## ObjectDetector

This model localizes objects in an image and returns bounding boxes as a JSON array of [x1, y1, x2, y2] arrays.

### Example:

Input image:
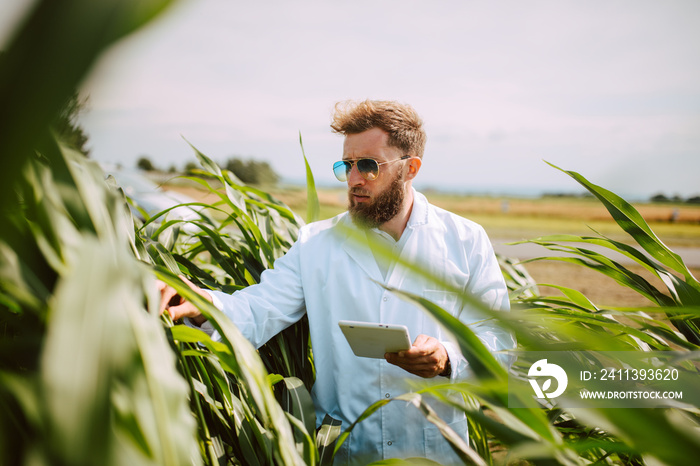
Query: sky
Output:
[[3, 0, 700, 199]]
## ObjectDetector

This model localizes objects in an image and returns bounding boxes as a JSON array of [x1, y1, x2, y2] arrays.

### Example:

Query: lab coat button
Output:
[[383, 297, 388, 302], [385, 393, 390, 398], [387, 441, 393, 446]]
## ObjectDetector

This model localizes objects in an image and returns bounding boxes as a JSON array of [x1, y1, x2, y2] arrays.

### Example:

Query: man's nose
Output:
[[347, 163, 365, 187]]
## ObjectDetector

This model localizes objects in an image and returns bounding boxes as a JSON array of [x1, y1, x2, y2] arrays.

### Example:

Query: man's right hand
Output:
[[157, 276, 212, 326]]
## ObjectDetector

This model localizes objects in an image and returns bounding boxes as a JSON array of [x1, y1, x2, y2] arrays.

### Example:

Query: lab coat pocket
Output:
[[423, 417, 468, 464]]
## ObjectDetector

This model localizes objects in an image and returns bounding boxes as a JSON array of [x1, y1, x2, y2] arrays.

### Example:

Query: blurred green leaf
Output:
[[42, 240, 199, 466], [299, 132, 321, 223], [0, 0, 174, 211]]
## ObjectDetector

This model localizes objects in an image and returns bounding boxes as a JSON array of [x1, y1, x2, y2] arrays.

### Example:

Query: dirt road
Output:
[[492, 238, 700, 307], [492, 238, 700, 267]]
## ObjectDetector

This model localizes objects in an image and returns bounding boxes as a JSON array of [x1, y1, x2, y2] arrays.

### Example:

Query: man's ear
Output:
[[405, 157, 421, 180]]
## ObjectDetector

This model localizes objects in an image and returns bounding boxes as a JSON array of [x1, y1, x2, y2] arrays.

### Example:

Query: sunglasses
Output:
[[332, 155, 411, 182]]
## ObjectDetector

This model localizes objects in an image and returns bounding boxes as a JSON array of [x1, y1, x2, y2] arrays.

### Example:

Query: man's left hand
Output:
[[385, 334, 449, 378]]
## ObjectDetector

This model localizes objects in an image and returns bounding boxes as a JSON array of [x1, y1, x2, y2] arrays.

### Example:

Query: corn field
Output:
[[1, 1, 699, 465]]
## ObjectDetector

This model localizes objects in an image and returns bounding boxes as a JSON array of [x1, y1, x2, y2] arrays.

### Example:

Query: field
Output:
[[6, 2, 699, 463], [165, 181, 700, 307]]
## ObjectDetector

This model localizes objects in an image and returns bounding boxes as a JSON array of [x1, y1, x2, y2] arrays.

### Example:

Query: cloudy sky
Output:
[[3, 1, 699, 198]]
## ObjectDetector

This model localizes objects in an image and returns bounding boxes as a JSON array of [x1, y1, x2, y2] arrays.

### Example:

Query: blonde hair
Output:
[[330, 100, 426, 158]]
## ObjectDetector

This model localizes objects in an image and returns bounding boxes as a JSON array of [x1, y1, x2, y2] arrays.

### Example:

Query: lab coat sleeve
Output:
[[446, 229, 516, 381], [206, 239, 307, 348]]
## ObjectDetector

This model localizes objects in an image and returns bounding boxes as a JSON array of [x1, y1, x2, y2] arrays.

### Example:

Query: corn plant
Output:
[[3, 0, 700, 464], [513, 163, 700, 348], [0, 1, 205, 465], [0, 141, 203, 465], [128, 151, 699, 465], [128, 143, 324, 465], [367, 165, 700, 465]]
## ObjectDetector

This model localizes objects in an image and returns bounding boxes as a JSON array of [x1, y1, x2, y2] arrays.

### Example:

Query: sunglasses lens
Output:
[[332, 159, 381, 181], [333, 161, 349, 181], [357, 159, 379, 180]]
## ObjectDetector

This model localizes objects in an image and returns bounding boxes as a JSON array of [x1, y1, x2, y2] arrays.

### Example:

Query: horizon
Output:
[[110, 162, 697, 203]]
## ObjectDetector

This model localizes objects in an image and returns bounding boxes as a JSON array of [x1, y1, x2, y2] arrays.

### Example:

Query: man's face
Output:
[[342, 128, 407, 229]]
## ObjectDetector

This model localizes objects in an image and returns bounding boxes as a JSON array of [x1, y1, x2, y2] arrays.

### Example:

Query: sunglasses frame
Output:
[[333, 155, 411, 182]]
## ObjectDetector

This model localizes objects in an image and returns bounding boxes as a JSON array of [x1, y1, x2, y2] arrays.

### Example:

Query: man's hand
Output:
[[157, 276, 212, 326], [384, 334, 450, 378]]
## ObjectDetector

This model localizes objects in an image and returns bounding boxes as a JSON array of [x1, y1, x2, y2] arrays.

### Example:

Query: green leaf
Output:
[[386, 288, 508, 382], [536, 284, 599, 312], [282, 377, 317, 445], [156, 271, 307, 465], [42, 240, 199, 465], [316, 414, 342, 466], [299, 132, 320, 223], [0, 0, 175, 209], [546, 162, 699, 287], [521, 254, 673, 306], [185, 137, 222, 178], [395, 392, 488, 466], [334, 398, 391, 456]]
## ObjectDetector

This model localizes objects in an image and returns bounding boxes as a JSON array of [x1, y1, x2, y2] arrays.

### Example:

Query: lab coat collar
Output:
[[339, 188, 428, 281], [340, 217, 383, 282], [406, 188, 429, 229]]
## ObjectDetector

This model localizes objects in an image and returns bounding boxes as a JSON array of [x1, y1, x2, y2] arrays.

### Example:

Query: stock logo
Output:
[[528, 359, 568, 399]]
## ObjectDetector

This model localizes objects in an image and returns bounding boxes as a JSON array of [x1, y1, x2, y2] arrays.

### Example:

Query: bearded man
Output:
[[159, 100, 514, 465]]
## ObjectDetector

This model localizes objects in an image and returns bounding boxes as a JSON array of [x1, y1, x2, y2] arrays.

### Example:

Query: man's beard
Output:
[[348, 173, 405, 229]]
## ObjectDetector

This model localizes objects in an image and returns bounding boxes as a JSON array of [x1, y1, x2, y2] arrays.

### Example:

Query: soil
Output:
[[522, 260, 700, 307]]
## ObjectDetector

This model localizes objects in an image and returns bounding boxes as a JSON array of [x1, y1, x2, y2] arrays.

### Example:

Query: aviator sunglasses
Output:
[[333, 155, 411, 182]]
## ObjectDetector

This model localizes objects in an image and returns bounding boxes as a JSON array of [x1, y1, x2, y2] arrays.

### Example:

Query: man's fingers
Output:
[[178, 275, 198, 290], [388, 360, 442, 378], [386, 334, 448, 378], [386, 351, 440, 367], [157, 276, 210, 322], [397, 334, 437, 358], [412, 334, 430, 348], [167, 301, 197, 321], [159, 285, 180, 315]]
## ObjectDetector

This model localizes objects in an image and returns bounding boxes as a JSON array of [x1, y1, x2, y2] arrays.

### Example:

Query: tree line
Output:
[[137, 156, 280, 186], [45, 92, 280, 186], [650, 193, 700, 205]]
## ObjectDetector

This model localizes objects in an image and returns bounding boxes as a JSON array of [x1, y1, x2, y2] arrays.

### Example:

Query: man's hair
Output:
[[330, 100, 427, 159]]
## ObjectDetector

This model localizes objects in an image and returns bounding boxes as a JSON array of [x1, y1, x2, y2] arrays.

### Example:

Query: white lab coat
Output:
[[208, 190, 513, 465]]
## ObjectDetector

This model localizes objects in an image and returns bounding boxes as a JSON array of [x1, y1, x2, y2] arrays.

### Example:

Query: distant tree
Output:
[[137, 156, 155, 171], [226, 158, 247, 180], [224, 157, 280, 185], [184, 161, 199, 175], [687, 196, 700, 205], [542, 191, 593, 199], [53, 91, 90, 155], [651, 193, 670, 203]]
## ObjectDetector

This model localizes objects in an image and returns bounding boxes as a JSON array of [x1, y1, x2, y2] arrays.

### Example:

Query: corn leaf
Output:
[[547, 162, 699, 287], [299, 132, 321, 223]]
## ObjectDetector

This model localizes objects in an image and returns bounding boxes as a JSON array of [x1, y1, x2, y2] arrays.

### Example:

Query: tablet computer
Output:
[[338, 320, 412, 359]]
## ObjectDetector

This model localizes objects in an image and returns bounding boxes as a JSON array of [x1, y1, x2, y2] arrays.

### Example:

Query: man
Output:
[[160, 100, 514, 465]]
